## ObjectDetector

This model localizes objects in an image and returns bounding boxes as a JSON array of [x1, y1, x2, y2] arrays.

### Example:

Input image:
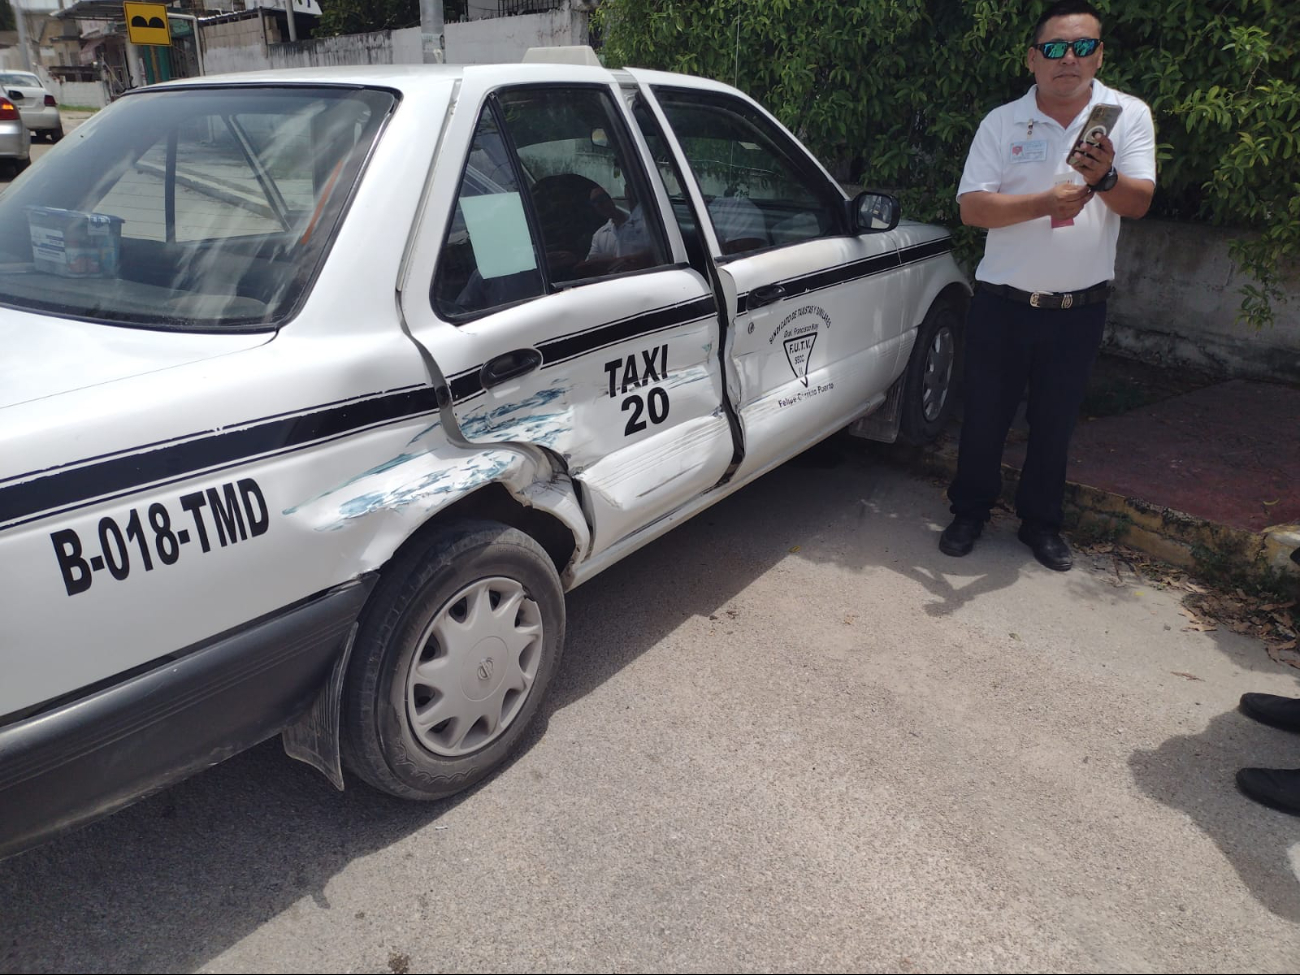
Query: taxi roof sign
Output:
[[124, 2, 172, 47]]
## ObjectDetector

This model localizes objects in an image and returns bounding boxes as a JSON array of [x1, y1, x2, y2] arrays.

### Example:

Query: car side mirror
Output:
[[851, 191, 900, 233]]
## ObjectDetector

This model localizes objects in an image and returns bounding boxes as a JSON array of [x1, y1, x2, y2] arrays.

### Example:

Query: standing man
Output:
[[940, 0, 1156, 571]]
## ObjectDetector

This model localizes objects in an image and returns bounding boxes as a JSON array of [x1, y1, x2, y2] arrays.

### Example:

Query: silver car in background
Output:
[[0, 96, 31, 176], [0, 71, 62, 142]]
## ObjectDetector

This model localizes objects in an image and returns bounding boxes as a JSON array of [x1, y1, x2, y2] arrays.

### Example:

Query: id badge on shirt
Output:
[[1009, 139, 1048, 163]]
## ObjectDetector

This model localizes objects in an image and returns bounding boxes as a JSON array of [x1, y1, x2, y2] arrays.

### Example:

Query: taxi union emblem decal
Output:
[[769, 304, 832, 388], [783, 332, 817, 387]]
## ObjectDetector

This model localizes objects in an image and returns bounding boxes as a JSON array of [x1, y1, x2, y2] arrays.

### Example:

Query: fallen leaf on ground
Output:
[[1072, 538, 1299, 669], [1268, 645, 1300, 667]]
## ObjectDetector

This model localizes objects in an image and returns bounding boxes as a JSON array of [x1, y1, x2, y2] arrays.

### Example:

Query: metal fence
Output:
[[498, 0, 566, 15]]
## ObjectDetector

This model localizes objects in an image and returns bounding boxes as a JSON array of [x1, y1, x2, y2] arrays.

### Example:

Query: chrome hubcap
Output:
[[405, 576, 543, 757]]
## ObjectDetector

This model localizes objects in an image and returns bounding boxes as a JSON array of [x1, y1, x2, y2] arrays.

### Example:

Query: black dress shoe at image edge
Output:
[[1017, 523, 1073, 571], [1239, 692, 1300, 733], [939, 517, 983, 557], [1236, 767, 1300, 816]]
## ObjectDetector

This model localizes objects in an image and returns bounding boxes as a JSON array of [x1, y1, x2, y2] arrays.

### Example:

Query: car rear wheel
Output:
[[47, 128, 62, 143], [341, 521, 565, 800], [899, 296, 964, 444]]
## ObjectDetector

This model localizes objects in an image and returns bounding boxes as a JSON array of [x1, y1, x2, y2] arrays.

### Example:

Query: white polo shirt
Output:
[[957, 79, 1157, 293]]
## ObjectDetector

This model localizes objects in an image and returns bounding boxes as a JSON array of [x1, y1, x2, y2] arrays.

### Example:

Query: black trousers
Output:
[[947, 289, 1106, 532]]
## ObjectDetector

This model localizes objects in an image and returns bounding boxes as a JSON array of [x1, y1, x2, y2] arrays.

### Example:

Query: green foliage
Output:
[[1064, 511, 1133, 548], [596, 0, 1299, 327], [317, 0, 420, 36], [316, 1, 468, 37], [1191, 542, 1299, 602], [0, 1, 14, 34]]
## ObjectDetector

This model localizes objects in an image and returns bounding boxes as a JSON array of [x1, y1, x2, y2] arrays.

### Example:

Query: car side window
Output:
[[497, 85, 671, 285], [652, 87, 844, 256], [631, 97, 709, 274], [433, 86, 674, 321], [432, 106, 547, 320]]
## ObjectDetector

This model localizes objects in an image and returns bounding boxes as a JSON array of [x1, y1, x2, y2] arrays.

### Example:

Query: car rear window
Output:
[[0, 85, 396, 331]]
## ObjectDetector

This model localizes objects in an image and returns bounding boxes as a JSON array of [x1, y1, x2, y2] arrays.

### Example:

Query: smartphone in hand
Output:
[[1067, 104, 1123, 169]]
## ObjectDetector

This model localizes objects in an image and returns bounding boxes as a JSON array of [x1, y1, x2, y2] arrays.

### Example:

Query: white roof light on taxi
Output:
[[522, 45, 603, 66]]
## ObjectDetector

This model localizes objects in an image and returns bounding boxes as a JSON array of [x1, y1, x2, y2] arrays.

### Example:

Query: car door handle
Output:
[[748, 284, 787, 309], [481, 348, 542, 389]]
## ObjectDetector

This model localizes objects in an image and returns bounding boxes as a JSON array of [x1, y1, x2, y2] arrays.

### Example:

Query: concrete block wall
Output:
[[1108, 220, 1300, 384], [49, 79, 110, 109], [392, 27, 424, 64], [199, 4, 589, 74], [269, 30, 408, 69], [203, 15, 271, 54], [446, 8, 587, 63]]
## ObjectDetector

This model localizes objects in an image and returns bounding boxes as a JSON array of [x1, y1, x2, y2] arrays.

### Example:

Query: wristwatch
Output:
[[1091, 166, 1119, 192]]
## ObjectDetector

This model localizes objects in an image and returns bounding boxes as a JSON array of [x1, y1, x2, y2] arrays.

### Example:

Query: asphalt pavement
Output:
[[2, 455, 1298, 974]]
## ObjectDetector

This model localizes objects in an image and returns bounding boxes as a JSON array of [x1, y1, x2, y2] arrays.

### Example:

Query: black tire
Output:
[[341, 521, 565, 800], [47, 128, 62, 144], [8, 157, 30, 177], [899, 296, 964, 444]]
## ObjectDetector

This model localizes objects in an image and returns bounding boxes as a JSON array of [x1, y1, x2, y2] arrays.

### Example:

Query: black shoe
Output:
[[1236, 767, 1300, 816], [939, 516, 983, 557], [1239, 693, 1300, 733], [1017, 523, 1072, 571]]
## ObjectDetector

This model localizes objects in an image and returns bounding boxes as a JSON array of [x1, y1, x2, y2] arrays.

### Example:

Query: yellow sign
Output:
[[123, 2, 172, 47]]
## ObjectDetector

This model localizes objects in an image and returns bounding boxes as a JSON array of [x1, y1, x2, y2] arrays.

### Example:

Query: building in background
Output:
[[6, 1, 595, 108]]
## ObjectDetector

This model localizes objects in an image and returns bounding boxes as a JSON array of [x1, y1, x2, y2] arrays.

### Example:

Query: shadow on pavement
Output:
[[0, 737, 458, 973], [1130, 705, 1300, 923], [1, 445, 981, 973]]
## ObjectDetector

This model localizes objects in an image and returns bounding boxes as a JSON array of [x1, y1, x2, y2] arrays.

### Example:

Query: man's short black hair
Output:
[[1032, 1, 1103, 44]]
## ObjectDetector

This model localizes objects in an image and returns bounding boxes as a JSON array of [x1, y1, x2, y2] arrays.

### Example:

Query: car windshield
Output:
[[0, 73, 43, 88], [0, 85, 396, 331]]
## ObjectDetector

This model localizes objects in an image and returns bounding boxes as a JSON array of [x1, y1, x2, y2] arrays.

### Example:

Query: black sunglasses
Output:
[[1034, 37, 1101, 59]]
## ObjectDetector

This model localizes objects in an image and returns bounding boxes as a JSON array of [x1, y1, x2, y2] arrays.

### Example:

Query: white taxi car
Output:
[[0, 59, 967, 858], [0, 71, 62, 142], [0, 94, 30, 177]]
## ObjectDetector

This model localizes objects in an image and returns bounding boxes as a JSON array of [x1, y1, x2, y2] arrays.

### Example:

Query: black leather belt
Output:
[[976, 281, 1112, 309]]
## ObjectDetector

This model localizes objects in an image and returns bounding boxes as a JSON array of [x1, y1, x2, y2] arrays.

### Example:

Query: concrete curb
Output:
[[883, 433, 1300, 585]]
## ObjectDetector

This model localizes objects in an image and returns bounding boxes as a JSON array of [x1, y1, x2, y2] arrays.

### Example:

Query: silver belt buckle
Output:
[[1029, 291, 1047, 308], [1061, 292, 1074, 309]]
